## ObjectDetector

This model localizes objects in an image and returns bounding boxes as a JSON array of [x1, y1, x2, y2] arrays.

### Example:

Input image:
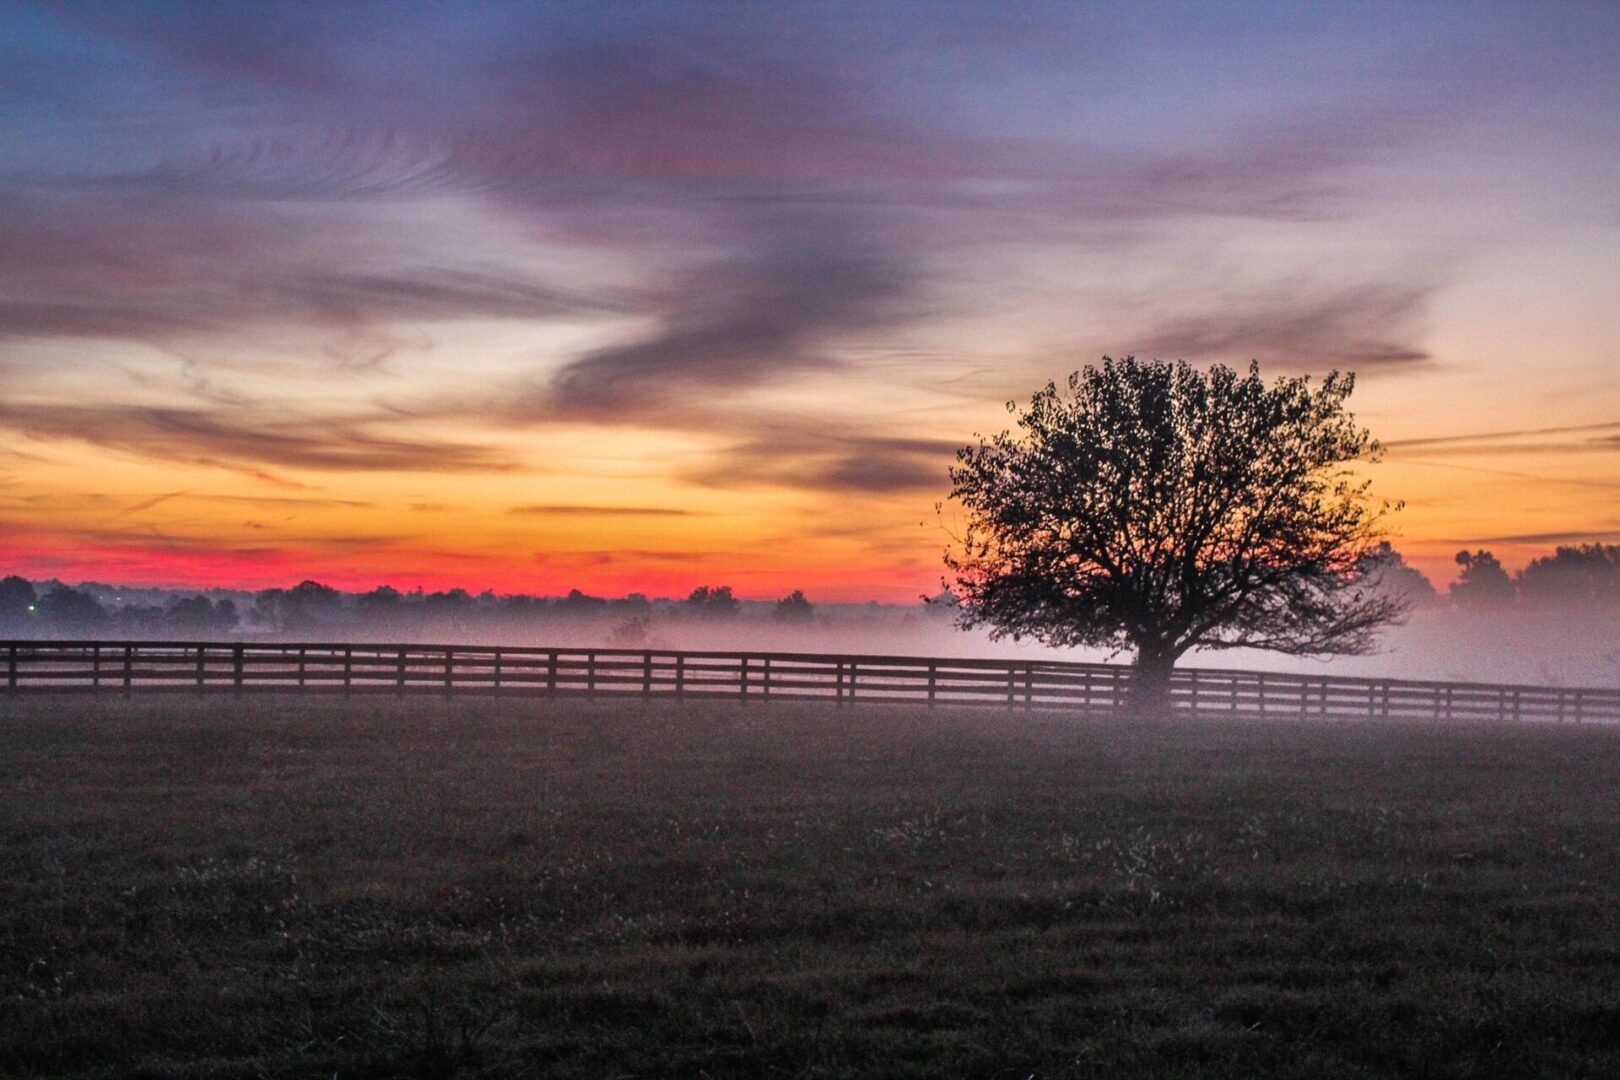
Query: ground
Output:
[[2, 695, 1618, 1079]]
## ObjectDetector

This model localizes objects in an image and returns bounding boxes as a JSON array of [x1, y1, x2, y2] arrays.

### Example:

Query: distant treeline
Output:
[[3, 542, 1618, 641], [0, 577, 835, 640]]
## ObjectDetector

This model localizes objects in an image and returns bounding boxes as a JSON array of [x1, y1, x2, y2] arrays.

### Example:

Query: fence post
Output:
[[298, 646, 307, 689], [1006, 664, 1015, 708], [92, 644, 100, 689], [675, 654, 685, 699], [643, 652, 653, 698], [587, 651, 596, 694], [232, 644, 244, 698], [1024, 663, 1034, 712], [344, 647, 352, 696], [444, 647, 453, 697], [835, 661, 844, 707], [196, 645, 205, 693], [848, 661, 857, 703], [548, 650, 558, 695], [1256, 672, 1266, 718], [927, 662, 937, 709], [493, 649, 502, 694], [763, 657, 772, 702], [121, 644, 133, 697], [1511, 687, 1520, 723], [6, 643, 14, 693], [396, 647, 406, 695], [1443, 685, 1453, 723], [1575, 690, 1586, 725], [1189, 669, 1199, 717]]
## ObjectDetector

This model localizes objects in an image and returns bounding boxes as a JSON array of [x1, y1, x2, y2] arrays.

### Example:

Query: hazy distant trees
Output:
[[946, 358, 1404, 713], [253, 580, 343, 633], [686, 585, 740, 620], [0, 575, 35, 624], [1518, 544, 1620, 607], [773, 590, 815, 622], [1359, 542, 1438, 609], [165, 596, 239, 634], [38, 586, 109, 631], [1450, 550, 1514, 608]]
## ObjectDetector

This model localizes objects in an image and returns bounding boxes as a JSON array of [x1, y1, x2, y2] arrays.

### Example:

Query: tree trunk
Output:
[[1130, 644, 1178, 719]]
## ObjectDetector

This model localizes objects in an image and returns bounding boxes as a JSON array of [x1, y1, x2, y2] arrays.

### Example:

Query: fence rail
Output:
[[4, 640, 1618, 724]]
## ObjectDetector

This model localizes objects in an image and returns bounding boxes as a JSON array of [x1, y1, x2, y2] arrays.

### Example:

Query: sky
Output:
[[2, 1, 1619, 602]]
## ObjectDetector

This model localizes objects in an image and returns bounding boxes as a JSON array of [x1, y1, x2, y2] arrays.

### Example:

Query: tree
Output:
[[686, 585, 740, 620], [166, 596, 239, 635], [1450, 550, 1513, 609], [1358, 542, 1437, 609], [0, 575, 36, 624], [253, 580, 344, 634], [945, 357, 1403, 714], [773, 590, 815, 622], [1517, 544, 1620, 608], [37, 586, 109, 633]]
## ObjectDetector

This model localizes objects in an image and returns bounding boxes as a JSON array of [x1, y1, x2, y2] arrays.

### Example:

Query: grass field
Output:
[[2, 696, 1618, 1078]]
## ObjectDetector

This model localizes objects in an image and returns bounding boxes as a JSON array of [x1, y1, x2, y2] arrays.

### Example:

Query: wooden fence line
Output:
[[2, 640, 1618, 724]]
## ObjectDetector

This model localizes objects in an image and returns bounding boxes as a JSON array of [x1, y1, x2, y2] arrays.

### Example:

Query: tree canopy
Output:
[[945, 357, 1404, 706]]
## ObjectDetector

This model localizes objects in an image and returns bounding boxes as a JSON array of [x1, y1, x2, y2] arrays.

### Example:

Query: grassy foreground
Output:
[[2, 696, 1618, 1079]]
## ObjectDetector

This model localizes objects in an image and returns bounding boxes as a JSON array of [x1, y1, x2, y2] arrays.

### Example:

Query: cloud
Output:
[[0, 402, 513, 474], [0, 191, 616, 355], [541, 229, 917, 419], [1457, 529, 1620, 546], [683, 426, 959, 496], [1385, 421, 1620, 451], [1129, 281, 1435, 371], [507, 505, 703, 518], [190, 493, 375, 509]]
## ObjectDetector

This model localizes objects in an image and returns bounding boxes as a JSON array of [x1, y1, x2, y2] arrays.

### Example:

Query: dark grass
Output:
[[3, 696, 1619, 1078]]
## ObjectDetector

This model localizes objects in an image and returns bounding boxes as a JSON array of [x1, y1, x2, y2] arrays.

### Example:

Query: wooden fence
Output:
[[4, 640, 1618, 724]]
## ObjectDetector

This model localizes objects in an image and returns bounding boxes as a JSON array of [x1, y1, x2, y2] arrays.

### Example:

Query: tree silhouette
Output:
[[38, 586, 109, 632], [1517, 543, 1620, 607], [1451, 550, 1514, 609], [686, 585, 740, 620], [1358, 541, 1437, 609], [773, 590, 815, 622], [0, 575, 36, 625], [165, 596, 238, 634], [946, 357, 1403, 713]]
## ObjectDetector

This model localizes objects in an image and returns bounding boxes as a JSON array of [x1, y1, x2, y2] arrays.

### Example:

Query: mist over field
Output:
[[5, 565, 1618, 689]]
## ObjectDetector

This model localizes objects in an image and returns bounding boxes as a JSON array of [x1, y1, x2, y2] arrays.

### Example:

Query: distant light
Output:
[[27, 605, 35, 612]]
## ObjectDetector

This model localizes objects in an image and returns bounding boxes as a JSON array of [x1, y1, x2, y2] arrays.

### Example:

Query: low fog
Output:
[[4, 544, 1619, 690]]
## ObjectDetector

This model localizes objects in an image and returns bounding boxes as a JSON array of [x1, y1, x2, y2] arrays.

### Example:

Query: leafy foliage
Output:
[[773, 589, 815, 622], [1451, 550, 1514, 608], [1518, 543, 1620, 607], [945, 358, 1403, 681]]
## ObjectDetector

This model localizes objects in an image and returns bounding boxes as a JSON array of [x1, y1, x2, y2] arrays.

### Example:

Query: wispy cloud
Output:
[[543, 230, 917, 420], [0, 402, 513, 474], [1130, 281, 1435, 372], [1385, 420, 1620, 450], [507, 505, 702, 518]]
